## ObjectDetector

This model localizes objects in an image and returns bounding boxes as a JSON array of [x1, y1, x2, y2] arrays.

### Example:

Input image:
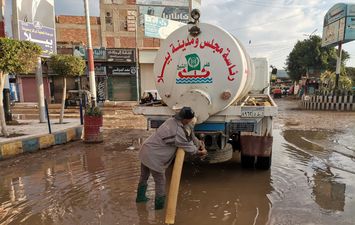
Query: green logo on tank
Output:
[[186, 54, 201, 72], [176, 53, 212, 84]]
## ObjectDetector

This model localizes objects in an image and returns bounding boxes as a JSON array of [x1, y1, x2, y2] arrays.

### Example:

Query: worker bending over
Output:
[[136, 107, 207, 210]]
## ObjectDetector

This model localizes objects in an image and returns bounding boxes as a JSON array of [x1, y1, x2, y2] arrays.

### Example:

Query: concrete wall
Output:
[[140, 64, 156, 92], [301, 94, 355, 111]]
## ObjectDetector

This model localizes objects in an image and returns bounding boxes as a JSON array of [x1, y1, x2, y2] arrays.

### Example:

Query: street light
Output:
[[303, 29, 318, 38]]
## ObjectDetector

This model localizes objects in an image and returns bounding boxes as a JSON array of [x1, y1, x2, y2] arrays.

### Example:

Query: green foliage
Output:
[[0, 38, 42, 74], [320, 70, 352, 91], [85, 106, 103, 117], [285, 35, 350, 81], [345, 67, 355, 84], [50, 54, 86, 77]]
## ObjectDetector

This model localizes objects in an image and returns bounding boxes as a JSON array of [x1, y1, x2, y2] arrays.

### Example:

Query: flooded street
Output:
[[0, 99, 354, 225]]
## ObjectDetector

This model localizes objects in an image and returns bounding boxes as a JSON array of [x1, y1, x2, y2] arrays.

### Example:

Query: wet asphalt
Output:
[[0, 99, 354, 225]]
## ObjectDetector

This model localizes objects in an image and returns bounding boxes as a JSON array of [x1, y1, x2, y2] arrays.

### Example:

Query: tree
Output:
[[285, 35, 350, 81], [50, 55, 86, 124], [0, 38, 41, 136], [345, 67, 355, 84], [320, 70, 352, 91]]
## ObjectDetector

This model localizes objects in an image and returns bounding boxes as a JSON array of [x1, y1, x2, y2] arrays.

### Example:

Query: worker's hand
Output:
[[198, 148, 208, 157], [199, 140, 205, 150]]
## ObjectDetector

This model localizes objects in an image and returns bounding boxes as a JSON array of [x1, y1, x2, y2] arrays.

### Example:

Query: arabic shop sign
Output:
[[107, 66, 137, 76], [95, 65, 107, 75], [139, 6, 189, 25], [19, 21, 56, 57], [106, 48, 136, 63], [73, 46, 106, 61], [16, 0, 56, 57], [144, 14, 184, 39], [136, 0, 188, 7]]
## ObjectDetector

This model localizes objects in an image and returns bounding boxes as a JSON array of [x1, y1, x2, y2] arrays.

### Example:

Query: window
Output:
[[105, 12, 112, 25]]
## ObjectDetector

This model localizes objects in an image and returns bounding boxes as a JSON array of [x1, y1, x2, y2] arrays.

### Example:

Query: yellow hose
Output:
[[165, 148, 185, 225]]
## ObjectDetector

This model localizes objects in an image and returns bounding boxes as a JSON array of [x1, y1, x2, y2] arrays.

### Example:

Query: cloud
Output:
[[201, 0, 355, 68], [7, 0, 355, 68], [55, 0, 100, 16]]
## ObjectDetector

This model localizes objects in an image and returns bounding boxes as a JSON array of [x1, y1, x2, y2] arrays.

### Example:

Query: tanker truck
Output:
[[134, 11, 277, 170]]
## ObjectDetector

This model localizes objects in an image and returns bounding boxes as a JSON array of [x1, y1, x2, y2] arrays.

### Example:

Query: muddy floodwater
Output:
[[0, 99, 354, 225]]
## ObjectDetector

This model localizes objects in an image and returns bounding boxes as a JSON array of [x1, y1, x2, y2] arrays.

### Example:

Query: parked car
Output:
[[140, 90, 161, 104], [273, 88, 282, 98], [65, 90, 91, 107]]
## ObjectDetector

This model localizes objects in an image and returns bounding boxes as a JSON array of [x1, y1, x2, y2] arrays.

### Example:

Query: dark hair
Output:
[[176, 107, 195, 120]]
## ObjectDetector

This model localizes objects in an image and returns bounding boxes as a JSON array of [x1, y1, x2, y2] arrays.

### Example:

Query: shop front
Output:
[[107, 65, 137, 101], [18, 76, 51, 102], [106, 48, 138, 101]]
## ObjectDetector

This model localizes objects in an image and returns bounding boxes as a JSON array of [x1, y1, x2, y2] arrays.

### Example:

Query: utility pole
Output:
[[135, 10, 140, 103], [83, 0, 97, 106], [335, 42, 342, 90], [36, 57, 46, 122]]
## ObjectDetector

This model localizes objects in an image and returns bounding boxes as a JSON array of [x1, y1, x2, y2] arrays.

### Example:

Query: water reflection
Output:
[[0, 145, 140, 225], [0, 127, 354, 225], [312, 167, 346, 212], [171, 162, 272, 225]]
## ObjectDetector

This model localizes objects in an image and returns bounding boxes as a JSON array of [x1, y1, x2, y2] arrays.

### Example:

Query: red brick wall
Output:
[[120, 36, 135, 48], [143, 38, 160, 47], [58, 28, 100, 46], [57, 48, 73, 55], [0, 21, 5, 37], [106, 37, 115, 48], [57, 16, 100, 25]]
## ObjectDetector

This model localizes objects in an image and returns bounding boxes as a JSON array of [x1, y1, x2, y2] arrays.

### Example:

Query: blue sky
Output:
[[5, 0, 355, 69]]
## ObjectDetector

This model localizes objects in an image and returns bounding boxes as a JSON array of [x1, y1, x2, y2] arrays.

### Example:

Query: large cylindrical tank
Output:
[[154, 23, 254, 123]]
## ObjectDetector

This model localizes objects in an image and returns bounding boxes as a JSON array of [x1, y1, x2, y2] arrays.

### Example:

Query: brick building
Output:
[[56, 16, 102, 47], [54, 0, 162, 102], [51, 0, 200, 102]]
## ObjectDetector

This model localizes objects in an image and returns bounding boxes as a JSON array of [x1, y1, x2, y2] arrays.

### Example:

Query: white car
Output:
[[142, 90, 161, 101]]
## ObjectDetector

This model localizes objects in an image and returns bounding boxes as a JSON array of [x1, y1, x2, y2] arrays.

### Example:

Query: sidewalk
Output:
[[0, 119, 83, 160]]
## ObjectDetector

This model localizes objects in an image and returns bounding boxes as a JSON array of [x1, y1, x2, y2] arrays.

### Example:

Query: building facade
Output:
[[29, 0, 200, 103]]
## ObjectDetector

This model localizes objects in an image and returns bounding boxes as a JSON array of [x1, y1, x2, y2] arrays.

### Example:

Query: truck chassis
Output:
[[134, 94, 278, 170]]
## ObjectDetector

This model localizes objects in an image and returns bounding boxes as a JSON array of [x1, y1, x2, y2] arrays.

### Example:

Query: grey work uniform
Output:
[[139, 117, 200, 197]]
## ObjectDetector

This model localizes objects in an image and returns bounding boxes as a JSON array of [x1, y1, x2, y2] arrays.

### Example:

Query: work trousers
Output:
[[139, 163, 166, 197]]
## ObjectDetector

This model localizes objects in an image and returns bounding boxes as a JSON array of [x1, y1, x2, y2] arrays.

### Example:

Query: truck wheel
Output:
[[241, 154, 255, 168], [255, 155, 272, 170]]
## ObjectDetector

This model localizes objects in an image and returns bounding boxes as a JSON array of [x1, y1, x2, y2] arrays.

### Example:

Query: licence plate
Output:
[[241, 108, 264, 118]]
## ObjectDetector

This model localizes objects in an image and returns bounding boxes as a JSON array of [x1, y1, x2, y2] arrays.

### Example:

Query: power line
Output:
[[245, 40, 293, 47], [246, 44, 290, 51], [237, 0, 308, 9], [230, 14, 302, 31]]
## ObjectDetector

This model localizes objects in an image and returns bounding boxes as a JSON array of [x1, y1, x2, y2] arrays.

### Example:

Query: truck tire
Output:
[[255, 155, 272, 170], [241, 154, 255, 168]]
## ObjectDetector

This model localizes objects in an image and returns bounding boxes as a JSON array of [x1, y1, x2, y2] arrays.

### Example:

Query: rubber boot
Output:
[[154, 196, 166, 210], [136, 184, 150, 203]]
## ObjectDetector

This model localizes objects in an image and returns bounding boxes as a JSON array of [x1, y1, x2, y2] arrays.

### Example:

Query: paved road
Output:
[[0, 98, 354, 225]]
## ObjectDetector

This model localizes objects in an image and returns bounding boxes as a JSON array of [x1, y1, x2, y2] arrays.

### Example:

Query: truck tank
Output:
[[154, 23, 254, 123]]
